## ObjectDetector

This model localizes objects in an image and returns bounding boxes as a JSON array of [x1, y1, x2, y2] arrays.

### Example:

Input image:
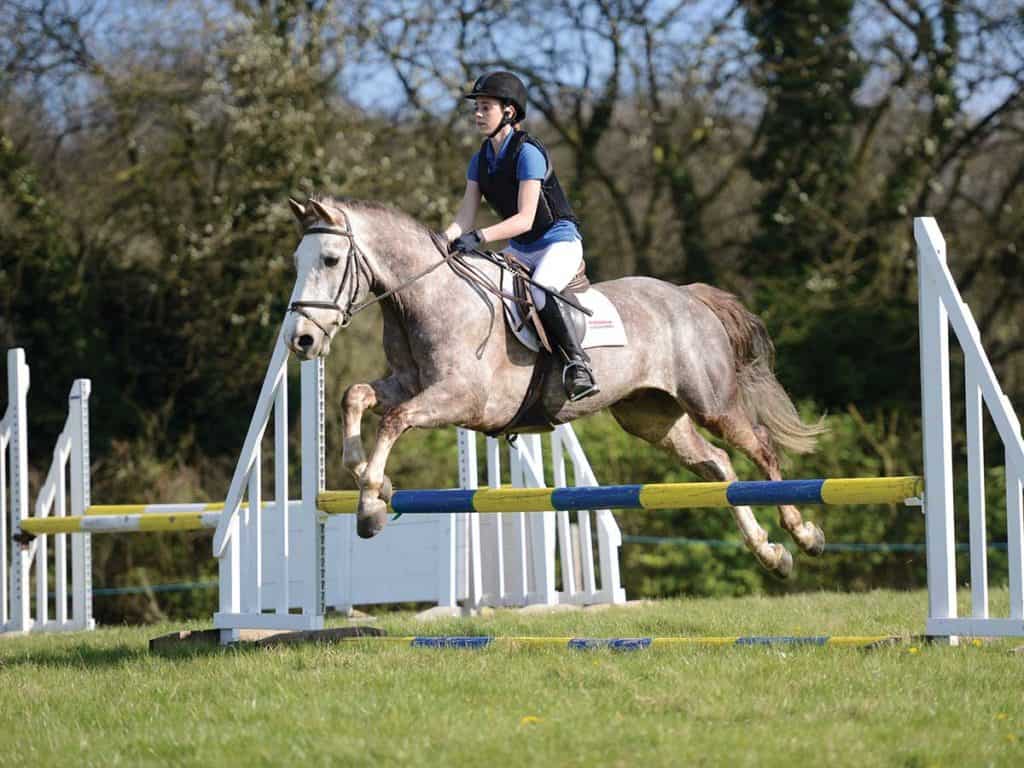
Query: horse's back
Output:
[[593, 276, 735, 355], [588, 276, 739, 403]]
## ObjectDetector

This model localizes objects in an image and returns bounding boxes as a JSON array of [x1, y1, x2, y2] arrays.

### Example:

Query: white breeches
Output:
[[505, 239, 584, 309]]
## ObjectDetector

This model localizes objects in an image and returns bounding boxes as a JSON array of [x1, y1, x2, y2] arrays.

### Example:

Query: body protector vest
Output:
[[476, 131, 579, 246]]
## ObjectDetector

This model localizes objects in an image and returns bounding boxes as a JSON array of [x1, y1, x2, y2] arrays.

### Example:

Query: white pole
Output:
[[243, 452, 262, 614], [217, 514, 240, 641], [916, 217, 958, 635], [551, 429, 577, 598], [274, 375, 290, 614], [486, 436, 505, 604], [562, 432, 597, 596], [69, 379, 94, 630], [508, 443, 529, 603], [519, 434, 556, 605], [1, 413, 7, 629], [299, 358, 325, 625], [34, 504, 48, 628], [1006, 450, 1024, 620], [55, 437, 67, 625], [8, 349, 31, 632], [456, 428, 481, 609], [965, 363, 988, 618]]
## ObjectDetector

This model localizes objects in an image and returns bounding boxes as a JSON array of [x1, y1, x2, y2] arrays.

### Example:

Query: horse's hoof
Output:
[[379, 474, 394, 503], [801, 522, 826, 556], [754, 543, 793, 579], [357, 498, 389, 539], [773, 546, 794, 579]]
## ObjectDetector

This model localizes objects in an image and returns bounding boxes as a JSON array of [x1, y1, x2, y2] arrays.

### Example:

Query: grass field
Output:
[[2, 589, 1023, 767]]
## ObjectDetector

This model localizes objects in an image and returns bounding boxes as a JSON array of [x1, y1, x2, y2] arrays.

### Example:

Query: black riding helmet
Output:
[[464, 71, 527, 136]]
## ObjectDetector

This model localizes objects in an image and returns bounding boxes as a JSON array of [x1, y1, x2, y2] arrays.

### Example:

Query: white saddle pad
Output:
[[500, 267, 627, 353]]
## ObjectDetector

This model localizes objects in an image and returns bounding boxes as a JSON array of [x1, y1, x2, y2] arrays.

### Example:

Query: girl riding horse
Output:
[[442, 71, 598, 402]]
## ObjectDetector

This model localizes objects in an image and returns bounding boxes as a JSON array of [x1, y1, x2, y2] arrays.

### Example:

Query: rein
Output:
[[287, 208, 590, 353]]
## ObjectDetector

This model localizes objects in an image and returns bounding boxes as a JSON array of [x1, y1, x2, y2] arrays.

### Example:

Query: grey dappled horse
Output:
[[282, 195, 827, 577]]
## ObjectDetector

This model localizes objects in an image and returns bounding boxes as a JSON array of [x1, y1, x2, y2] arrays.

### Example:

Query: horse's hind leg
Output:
[[611, 397, 793, 578], [698, 405, 825, 556]]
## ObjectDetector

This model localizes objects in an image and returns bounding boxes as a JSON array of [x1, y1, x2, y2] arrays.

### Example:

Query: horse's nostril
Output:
[[298, 334, 314, 349]]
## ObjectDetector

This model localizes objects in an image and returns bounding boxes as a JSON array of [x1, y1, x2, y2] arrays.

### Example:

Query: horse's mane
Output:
[[309, 193, 433, 239]]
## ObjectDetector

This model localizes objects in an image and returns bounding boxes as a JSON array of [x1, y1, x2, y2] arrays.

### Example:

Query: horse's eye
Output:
[[324, 255, 340, 268]]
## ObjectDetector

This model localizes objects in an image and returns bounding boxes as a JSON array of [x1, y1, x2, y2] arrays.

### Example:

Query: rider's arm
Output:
[[444, 181, 482, 241], [478, 179, 541, 242], [479, 141, 546, 242]]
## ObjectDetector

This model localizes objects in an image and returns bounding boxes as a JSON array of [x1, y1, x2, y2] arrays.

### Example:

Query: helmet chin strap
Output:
[[488, 107, 516, 138]]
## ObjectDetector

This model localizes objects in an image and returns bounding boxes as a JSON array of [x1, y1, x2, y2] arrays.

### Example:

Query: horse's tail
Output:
[[688, 283, 826, 455]]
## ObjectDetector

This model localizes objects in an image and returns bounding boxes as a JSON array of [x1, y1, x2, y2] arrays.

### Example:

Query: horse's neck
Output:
[[355, 211, 501, 326]]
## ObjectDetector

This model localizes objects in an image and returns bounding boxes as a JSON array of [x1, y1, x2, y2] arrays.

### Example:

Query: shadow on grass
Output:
[[0, 641, 235, 669], [0, 643, 148, 669], [0, 625, 393, 668]]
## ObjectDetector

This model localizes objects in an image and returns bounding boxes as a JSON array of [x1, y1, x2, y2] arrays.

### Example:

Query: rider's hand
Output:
[[450, 229, 483, 254]]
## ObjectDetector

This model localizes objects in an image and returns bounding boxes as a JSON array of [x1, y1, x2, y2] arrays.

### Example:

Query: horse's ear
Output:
[[308, 198, 336, 224], [288, 196, 307, 222]]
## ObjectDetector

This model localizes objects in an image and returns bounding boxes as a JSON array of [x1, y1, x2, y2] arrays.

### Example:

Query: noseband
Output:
[[287, 209, 374, 338]]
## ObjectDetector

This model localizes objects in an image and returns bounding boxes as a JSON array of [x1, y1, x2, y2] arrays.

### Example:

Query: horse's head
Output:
[[283, 196, 374, 359]]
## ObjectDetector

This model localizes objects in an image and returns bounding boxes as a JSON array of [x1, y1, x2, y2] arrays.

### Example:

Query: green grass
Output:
[[2, 589, 1023, 767]]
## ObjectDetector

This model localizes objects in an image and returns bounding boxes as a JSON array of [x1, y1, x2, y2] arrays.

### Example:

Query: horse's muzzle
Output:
[[285, 316, 329, 359]]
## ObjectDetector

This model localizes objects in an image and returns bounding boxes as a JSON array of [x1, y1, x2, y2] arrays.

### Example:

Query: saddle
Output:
[[506, 254, 590, 352], [485, 254, 590, 439]]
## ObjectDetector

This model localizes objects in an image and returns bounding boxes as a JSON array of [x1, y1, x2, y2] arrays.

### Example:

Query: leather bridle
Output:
[[287, 209, 375, 338]]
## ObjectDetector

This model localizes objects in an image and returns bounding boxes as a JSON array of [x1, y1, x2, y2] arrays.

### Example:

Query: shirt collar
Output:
[[486, 130, 516, 163]]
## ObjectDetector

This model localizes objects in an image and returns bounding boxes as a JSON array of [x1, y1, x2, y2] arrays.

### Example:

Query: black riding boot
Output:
[[538, 296, 600, 401]]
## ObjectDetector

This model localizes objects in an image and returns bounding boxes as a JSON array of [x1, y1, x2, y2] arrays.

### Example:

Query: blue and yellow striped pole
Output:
[[326, 635, 902, 649], [17, 478, 922, 537], [318, 477, 923, 516]]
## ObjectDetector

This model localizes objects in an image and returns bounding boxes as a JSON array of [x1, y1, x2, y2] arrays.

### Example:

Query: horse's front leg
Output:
[[356, 386, 472, 538], [342, 377, 409, 500]]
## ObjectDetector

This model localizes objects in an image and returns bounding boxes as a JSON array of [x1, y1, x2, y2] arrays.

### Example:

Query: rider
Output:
[[442, 70, 599, 402]]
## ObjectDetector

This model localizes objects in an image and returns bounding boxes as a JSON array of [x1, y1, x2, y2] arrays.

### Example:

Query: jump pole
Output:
[[303, 634, 903, 650], [317, 477, 923, 516], [18, 479, 921, 537]]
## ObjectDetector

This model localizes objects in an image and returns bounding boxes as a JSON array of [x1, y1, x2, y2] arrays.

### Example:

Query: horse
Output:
[[281, 194, 827, 577]]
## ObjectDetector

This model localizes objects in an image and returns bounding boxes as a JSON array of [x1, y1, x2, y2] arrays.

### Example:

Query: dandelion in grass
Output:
[[519, 715, 543, 726]]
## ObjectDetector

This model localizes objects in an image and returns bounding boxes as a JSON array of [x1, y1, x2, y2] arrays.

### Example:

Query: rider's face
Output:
[[474, 97, 510, 135]]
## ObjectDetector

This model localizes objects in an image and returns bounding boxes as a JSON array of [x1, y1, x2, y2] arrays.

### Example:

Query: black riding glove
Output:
[[450, 230, 483, 254]]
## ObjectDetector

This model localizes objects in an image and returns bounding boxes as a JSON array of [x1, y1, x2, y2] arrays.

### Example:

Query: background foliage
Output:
[[1, 0, 1021, 622]]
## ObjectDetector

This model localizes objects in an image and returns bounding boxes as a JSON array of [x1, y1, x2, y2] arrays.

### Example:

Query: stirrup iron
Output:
[[562, 360, 600, 402]]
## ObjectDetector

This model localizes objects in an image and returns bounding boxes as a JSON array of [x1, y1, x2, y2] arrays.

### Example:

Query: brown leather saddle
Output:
[[486, 255, 590, 439]]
